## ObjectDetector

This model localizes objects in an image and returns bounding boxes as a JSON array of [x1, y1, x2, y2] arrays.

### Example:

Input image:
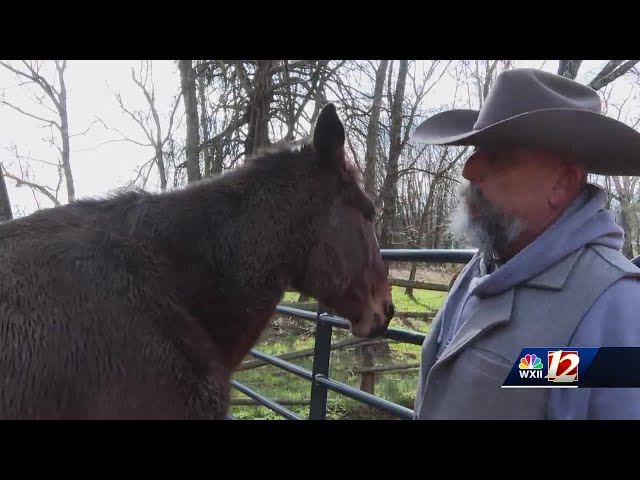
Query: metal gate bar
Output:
[[229, 248, 476, 420]]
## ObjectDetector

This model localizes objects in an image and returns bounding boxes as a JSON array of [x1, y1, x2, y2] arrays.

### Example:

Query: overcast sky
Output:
[[0, 60, 637, 218], [0, 60, 182, 216]]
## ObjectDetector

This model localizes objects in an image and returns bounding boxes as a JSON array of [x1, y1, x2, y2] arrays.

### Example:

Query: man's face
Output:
[[449, 180, 527, 258], [449, 146, 568, 258]]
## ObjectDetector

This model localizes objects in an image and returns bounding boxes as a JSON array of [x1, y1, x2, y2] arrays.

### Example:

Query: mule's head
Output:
[[292, 103, 394, 338]]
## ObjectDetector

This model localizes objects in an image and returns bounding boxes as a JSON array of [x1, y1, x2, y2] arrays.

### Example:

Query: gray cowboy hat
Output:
[[410, 67, 640, 176]]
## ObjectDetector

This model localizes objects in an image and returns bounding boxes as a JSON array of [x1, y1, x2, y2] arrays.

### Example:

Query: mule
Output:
[[0, 103, 394, 420]]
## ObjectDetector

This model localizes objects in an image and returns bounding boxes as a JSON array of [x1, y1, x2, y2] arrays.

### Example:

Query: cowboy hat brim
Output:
[[411, 108, 640, 176]]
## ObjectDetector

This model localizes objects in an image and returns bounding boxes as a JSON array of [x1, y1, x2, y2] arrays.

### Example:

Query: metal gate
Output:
[[228, 248, 475, 420]]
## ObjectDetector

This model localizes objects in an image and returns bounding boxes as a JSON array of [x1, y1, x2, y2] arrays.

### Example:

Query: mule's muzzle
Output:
[[368, 316, 390, 338], [368, 301, 395, 338]]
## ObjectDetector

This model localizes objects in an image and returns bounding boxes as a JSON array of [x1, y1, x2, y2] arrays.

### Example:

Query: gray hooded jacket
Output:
[[414, 183, 640, 420]]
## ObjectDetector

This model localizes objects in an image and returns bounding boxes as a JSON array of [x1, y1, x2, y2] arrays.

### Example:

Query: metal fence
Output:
[[227, 248, 477, 420]]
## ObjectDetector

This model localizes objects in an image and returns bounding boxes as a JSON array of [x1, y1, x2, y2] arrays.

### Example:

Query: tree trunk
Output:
[[245, 60, 275, 157], [155, 146, 167, 191], [364, 60, 389, 196], [433, 182, 446, 248], [618, 192, 634, 258], [380, 60, 408, 248], [364, 61, 408, 366], [178, 60, 201, 183], [612, 176, 637, 259], [309, 82, 328, 132], [197, 63, 212, 178], [358, 343, 376, 395], [212, 142, 224, 176], [57, 62, 75, 203], [0, 169, 12, 221], [557, 60, 638, 90], [557, 60, 583, 79], [588, 60, 638, 90], [406, 172, 440, 295]]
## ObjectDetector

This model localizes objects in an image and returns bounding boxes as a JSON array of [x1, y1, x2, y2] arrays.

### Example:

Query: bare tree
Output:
[[380, 60, 409, 248], [557, 60, 584, 80], [404, 146, 468, 296], [461, 60, 513, 106], [377, 61, 452, 247], [197, 60, 213, 177], [238, 60, 275, 156], [1, 144, 63, 207], [0, 60, 76, 205], [327, 60, 452, 246], [97, 61, 183, 191], [557, 60, 639, 90], [192, 60, 342, 182], [363, 60, 389, 196], [194, 61, 250, 176], [0, 168, 11, 221], [596, 80, 640, 258], [178, 60, 202, 183], [272, 60, 337, 143]]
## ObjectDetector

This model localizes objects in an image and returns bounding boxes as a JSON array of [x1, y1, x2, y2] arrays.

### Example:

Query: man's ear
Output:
[[549, 163, 586, 209]]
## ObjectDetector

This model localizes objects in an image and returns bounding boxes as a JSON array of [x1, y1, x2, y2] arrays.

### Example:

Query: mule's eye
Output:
[[371, 284, 376, 297]]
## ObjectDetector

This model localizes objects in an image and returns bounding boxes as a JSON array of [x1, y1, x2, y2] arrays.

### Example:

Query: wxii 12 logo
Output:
[[545, 350, 580, 383], [503, 349, 581, 388]]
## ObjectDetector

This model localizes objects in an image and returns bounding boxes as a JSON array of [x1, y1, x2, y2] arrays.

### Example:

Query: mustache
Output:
[[461, 183, 501, 217], [450, 182, 527, 256]]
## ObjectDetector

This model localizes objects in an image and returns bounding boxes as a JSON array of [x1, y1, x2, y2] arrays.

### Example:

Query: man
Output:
[[410, 67, 640, 420]]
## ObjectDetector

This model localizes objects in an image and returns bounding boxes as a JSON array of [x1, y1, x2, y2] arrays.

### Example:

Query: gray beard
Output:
[[448, 182, 527, 260]]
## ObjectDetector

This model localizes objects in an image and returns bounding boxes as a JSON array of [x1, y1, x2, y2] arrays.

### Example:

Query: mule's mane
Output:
[[251, 139, 373, 219], [63, 136, 371, 234], [246, 139, 313, 161], [244, 137, 361, 181]]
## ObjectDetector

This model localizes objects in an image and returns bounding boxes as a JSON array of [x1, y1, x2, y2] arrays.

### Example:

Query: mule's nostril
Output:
[[385, 303, 395, 319]]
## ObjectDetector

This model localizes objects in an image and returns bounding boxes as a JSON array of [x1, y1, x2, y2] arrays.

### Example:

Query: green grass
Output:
[[229, 286, 448, 420], [282, 286, 445, 312], [282, 291, 303, 302], [390, 286, 444, 312]]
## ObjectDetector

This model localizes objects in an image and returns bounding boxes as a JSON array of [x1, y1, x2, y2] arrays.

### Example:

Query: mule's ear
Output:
[[313, 103, 346, 167]]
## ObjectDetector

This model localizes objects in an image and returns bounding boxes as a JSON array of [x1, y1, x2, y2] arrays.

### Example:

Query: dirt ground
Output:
[[387, 262, 462, 285]]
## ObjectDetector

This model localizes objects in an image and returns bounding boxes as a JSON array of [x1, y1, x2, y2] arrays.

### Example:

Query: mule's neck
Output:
[[147, 173, 315, 371]]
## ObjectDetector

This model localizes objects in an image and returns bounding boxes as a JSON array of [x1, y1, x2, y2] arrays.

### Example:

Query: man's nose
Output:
[[462, 149, 490, 183]]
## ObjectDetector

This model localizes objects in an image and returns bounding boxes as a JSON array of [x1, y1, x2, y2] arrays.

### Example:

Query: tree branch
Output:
[[0, 98, 61, 131], [1, 164, 61, 206], [589, 60, 639, 90]]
